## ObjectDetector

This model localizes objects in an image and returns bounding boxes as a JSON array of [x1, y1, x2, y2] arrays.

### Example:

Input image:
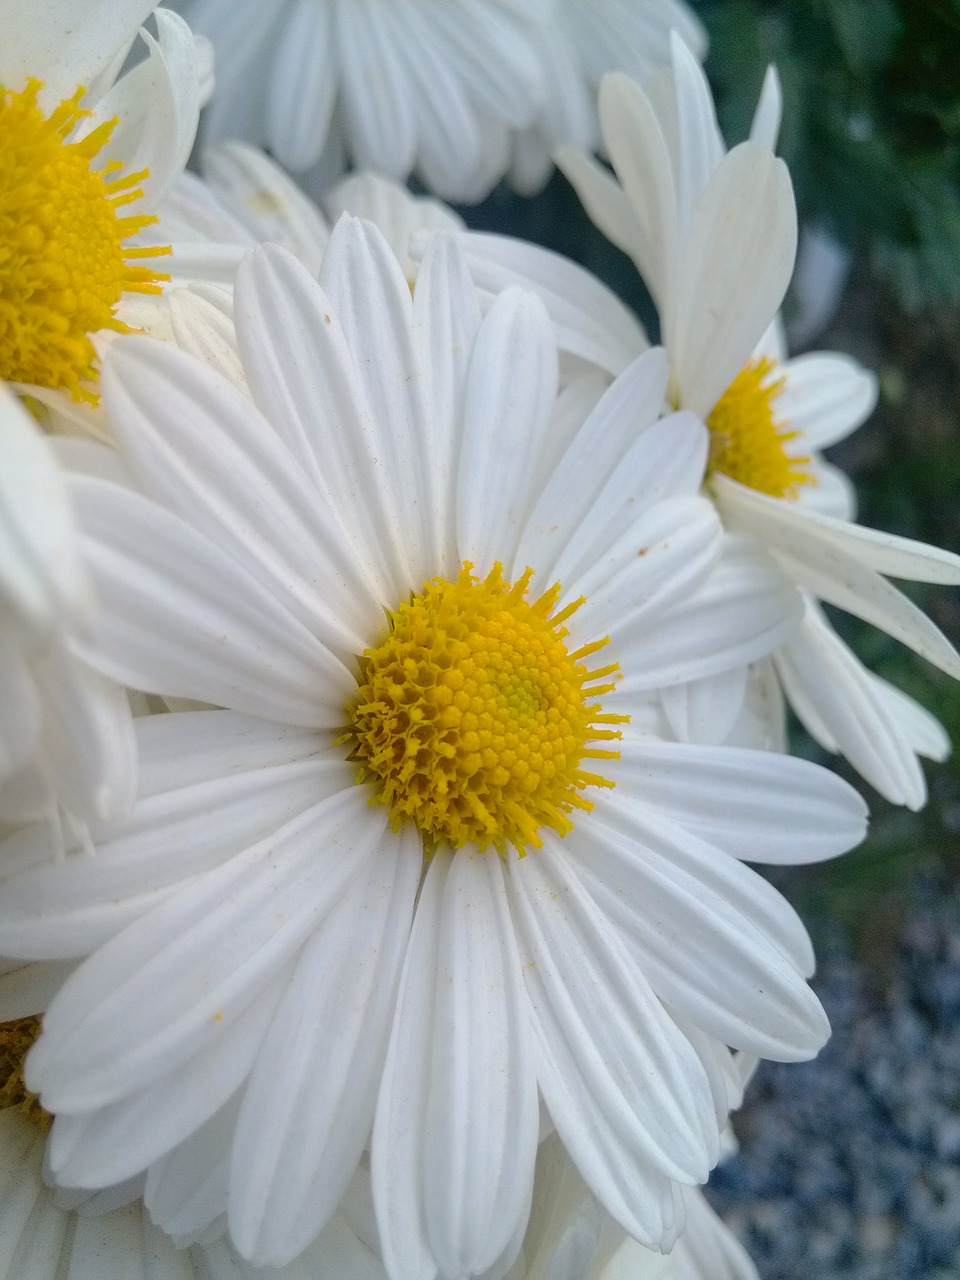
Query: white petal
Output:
[[779, 352, 878, 451], [229, 824, 421, 1267], [28, 788, 387, 1111], [775, 604, 932, 809], [506, 841, 716, 1245], [71, 476, 356, 726], [45, 973, 284, 1188], [202, 142, 331, 274], [457, 288, 558, 573], [612, 733, 868, 864], [412, 232, 483, 574], [614, 537, 803, 691], [0, 0, 155, 105], [265, 0, 337, 172], [672, 145, 797, 418], [448, 230, 647, 376], [717, 472, 960, 586], [102, 334, 380, 655], [0, 384, 90, 633], [660, 667, 749, 746], [569, 801, 829, 1059]]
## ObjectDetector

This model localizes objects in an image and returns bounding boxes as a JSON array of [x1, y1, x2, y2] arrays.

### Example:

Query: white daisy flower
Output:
[[0, 387, 135, 832], [0, 223, 865, 1277], [174, 0, 549, 202], [0, 0, 202, 404], [509, 0, 707, 195], [449, 34, 960, 803]]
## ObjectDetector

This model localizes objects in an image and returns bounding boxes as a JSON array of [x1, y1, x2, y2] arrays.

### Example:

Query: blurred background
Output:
[[458, 2, 960, 1274]]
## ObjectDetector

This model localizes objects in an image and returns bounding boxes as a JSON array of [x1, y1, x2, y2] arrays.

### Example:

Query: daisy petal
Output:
[[570, 801, 828, 1058], [779, 353, 878, 451], [612, 733, 868, 864], [229, 824, 421, 1268], [45, 973, 284, 1187], [457, 288, 558, 572], [102, 334, 379, 655], [71, 476, 356, 727], [672, 144, 797, 418], [28, 789, 386, 1112], [614, 538, 803, 691], [775, 606, 932, 810], [506, 841, 716, 1243], [716, 473, 960, 586]]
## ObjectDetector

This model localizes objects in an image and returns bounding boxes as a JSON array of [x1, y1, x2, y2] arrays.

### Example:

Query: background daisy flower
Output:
[[0, 224, 865, 1278], [174, 0, 548, 202], [451, 34, 960, 804]]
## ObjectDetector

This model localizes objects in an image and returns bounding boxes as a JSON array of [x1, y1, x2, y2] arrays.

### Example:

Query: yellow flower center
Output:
[[0, 1016, 49, 1131], [0, 79, 171, 401], [347, 562, 626, 855], [706, 356, 814, 499]]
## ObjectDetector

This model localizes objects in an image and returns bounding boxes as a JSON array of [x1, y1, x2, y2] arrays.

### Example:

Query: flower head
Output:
[[0, 223, 866, 1279]]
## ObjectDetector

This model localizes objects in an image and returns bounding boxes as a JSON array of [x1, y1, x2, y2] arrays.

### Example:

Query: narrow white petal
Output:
[[717, 472, 960, 585], [660, 667, 749, 746], [506, 841, 717, 1243], [28, 789, 387, 1111], [229, 824, 421, 1267], [421, 849, 539, 1278], [71, 476, 356, 727], [319, 217, 439, 584], [775, 605, 932, 809], [102, 335, 379, 656], [457, 288, 558, 572], [673, 145, 797, 417], [569, 802, 829, 1059], [412, 232, 483, 574], [612, 733, 868, 864]]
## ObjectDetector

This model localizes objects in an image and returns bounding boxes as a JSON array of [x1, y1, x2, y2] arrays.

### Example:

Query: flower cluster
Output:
[[0, 4, 956, 1279]]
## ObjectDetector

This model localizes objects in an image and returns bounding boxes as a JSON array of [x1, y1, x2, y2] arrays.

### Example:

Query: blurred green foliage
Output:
[[697, 0, 960, 308]]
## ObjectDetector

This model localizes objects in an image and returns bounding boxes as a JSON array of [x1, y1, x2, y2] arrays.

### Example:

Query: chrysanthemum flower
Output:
[[0, 0, 201, 404], [0, 387, 135, 831], [174, 0, 549, 202], [453, 34, 960, 804], [0, 223, 865, 1278]]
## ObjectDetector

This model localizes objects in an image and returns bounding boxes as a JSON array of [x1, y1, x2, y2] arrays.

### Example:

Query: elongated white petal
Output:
[[570, 802, 828, 1057], [717, 472, 960, 585], [672, 145, 797, 417], [0, 0, 155, 106], [28, 789, 386, 1111], [447, 230, 647, 377], [506, 841, 717, 1243], [71, 476, 356, 727], [612, 733, 867, 864], [229, 824, 421, 1267], [775, 605, 934, 809], [614, 538, 802, 691], [457, 288, 558, 573], [102, 334, 380, 655], [45, 972, 284, 1187], [319, 217, 439, 585], [412, 232, 483, 573]]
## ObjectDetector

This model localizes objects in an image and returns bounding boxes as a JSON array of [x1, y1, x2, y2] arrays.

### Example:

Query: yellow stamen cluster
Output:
[[707, 356, 814, 499], [347, 562, 626, 855], [0, 78, 171, 401], [0, 1016, 49, 1131]]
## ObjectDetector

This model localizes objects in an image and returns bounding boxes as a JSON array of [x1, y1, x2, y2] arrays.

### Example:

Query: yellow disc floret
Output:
[[707, 356, 814, 499], [0, 1016, 49, 1131], [0, 78, 171, 400], [347, 562, 627, 855]]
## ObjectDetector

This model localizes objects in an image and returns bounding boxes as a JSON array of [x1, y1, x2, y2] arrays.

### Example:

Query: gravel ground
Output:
[[706, 868, 960, 1280]]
